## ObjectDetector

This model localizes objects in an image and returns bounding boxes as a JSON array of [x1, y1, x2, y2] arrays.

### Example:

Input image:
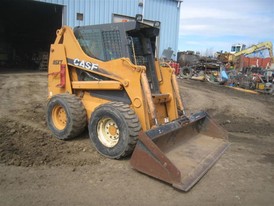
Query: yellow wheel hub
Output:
[[52, 105, 67, 130]]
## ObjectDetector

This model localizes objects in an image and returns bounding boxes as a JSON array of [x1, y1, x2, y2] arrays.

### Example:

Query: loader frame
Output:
[[48, 22, 182, 131], [47, 21, 229, 191]]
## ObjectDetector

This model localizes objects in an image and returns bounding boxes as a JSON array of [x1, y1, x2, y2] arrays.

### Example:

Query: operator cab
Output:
[[74, 21, 160, 93]]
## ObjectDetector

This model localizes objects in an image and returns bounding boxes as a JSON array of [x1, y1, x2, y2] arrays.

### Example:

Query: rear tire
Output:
[[89, 102, 141, 159], [46, 94, 87, 140]]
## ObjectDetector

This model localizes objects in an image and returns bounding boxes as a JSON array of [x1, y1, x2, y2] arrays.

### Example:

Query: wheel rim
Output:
[[52, 104, 67, 130], [97, 117, 120, 148]]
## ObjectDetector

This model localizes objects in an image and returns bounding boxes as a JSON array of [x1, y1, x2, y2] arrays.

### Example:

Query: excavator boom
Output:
[[234, 41, 273, 57]]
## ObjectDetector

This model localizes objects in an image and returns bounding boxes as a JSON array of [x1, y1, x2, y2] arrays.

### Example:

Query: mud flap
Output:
[[130, 112, 229, 191]]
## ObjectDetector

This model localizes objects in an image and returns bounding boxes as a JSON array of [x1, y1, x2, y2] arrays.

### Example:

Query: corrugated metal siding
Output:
[[145, 0, 179, 56], [37, 0, 180, 57]]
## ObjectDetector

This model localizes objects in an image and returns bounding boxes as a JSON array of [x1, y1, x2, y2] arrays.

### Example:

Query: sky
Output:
[[178, 0, 274, 55]]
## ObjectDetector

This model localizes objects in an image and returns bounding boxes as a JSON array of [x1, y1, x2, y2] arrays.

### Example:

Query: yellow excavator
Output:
[[234, 41, 273, 58], [234, 41, 273, 69], [46, 19, 229, 191], [217, 42, 273, 68]]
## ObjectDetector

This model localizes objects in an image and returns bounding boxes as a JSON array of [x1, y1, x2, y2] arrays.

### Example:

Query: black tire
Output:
[[46, 94, 87, 140], [180, 66, 192, 79], [89, 102, 141, 159]]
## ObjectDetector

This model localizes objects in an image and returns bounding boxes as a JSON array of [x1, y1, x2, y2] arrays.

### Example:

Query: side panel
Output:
[[81, 91, 110, 121], [48, 44, 72, 97]]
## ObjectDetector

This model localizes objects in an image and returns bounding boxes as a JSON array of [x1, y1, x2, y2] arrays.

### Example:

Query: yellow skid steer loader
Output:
[[47, 19, 229, 191]]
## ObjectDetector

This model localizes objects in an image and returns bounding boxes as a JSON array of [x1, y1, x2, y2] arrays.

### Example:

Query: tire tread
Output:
[[47, 93, 87, 140], [90, 101, 141, 159]]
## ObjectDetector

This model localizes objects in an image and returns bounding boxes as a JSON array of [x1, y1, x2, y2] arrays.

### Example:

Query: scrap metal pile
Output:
[[227, 68, 274, 94], [176, 50, 274, 95], [177, 51, 228, 84]]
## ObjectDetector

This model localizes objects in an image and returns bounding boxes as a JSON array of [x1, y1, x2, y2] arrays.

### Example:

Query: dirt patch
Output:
[[217, 115, 274, 136], [259, 153, 274, 164], [0, 72, 274, 206], [0, 72, 102, 168], [0, 117, 102, 167], [180, 79, 274, 122]]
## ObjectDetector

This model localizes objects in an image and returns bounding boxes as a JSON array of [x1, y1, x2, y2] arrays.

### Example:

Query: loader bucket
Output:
[[130, 111, 229, 191]]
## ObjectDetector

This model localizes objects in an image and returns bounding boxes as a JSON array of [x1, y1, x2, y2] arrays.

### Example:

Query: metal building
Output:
[[0, 0, 182, 70]]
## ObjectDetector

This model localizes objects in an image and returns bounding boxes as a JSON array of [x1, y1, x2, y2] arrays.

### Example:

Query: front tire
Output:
[[89, 102, 141, 159], [46, 94, 87, 140]]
